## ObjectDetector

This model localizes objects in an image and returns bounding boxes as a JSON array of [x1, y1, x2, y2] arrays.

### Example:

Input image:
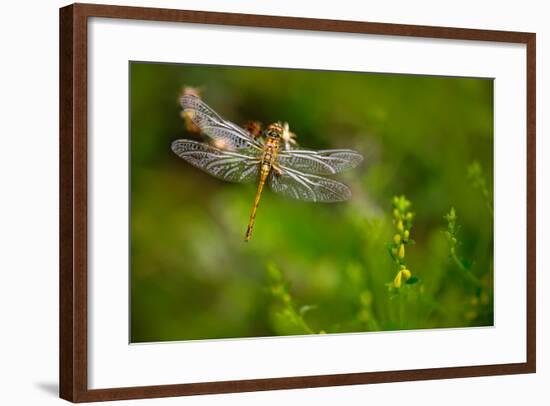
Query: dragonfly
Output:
[[171, 95, 363, 241]]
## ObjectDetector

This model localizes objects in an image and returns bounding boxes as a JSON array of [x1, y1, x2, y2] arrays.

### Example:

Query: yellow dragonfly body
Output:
[[171, 95, 363, 241]]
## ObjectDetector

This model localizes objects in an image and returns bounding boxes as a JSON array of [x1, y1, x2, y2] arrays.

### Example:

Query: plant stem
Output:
[[450, 248, 482, 288]]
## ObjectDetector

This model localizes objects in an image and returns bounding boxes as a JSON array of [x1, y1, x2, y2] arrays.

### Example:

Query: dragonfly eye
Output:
[[266, 123, 283, 138]]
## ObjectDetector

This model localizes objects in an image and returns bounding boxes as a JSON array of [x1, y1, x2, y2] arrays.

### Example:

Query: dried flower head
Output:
[[180, 86, 203, 134]]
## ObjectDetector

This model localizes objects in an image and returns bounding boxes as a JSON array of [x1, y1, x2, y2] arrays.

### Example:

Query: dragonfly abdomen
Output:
[[244, 136, 280, 241]]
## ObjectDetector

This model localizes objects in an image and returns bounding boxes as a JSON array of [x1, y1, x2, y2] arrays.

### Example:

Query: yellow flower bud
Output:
[[480, 292, 489, 305], [393, 234, 401, 244], [393, 271, 403, 288], [398, 243, 405, 258], [406, 212, 413, 220], [397, 220, 404, 232], [404, 230, 410, 240], [360, 291, 373, 306], [401, 268, 412, 280], [465, 310, 477, 321], [393, 209, 399, 218]]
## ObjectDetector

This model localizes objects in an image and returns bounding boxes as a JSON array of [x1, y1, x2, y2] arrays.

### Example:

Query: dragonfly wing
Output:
[[270, 165, 352, 202], [181, 95, 262, 151], [172, 139, 259, 183], [277, 149, 363, 175]]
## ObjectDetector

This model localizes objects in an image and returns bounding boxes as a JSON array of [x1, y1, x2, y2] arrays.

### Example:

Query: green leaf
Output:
[[461, 259, 473, 271], [406, 276, 419, 285], [299, 304, 317, 316]]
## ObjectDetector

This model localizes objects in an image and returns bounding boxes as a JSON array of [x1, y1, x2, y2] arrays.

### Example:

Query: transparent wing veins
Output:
[[181, 95, 262, 151], [171, 139, 260, 183], [277, 148, 363, 175], [270, 165, 352, 202]]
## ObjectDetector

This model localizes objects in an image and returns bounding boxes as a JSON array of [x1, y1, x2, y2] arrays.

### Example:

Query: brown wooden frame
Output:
[[60, 2, 536, 402]]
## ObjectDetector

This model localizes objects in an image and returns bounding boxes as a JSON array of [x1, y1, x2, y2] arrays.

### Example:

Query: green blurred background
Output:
[[130, 62, 493, 343]]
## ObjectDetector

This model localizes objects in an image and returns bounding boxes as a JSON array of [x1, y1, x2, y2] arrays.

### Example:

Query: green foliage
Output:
[[357, 290, 380, 331], [467, 161, 493, 217], [387, 195, 415, 287], [444, 207, 493, 323], [130, 62, 494, 342], [445, 208, 475, 276], [384, 196, 424, 328], [266, 263, 317, 335]]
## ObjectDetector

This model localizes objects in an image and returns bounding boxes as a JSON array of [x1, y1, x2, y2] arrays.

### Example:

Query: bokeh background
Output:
[[130, 62, 493, 343]]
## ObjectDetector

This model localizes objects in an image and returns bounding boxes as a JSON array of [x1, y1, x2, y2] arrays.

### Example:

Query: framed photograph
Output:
[[59, 3, 536, 402]]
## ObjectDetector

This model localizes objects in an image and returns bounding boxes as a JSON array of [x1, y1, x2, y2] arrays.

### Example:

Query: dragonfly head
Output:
[[265, 122, 284, 139]]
